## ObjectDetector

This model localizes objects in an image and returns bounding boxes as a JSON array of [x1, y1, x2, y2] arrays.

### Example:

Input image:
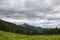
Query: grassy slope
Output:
[[0, 30, 60, 40]]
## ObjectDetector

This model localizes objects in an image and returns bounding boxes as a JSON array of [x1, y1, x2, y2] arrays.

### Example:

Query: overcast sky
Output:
[[0, 0, 60, 28]]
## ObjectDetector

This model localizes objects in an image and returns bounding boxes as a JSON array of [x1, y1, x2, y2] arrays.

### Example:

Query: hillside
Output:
[[0, 19, 19, 32], [0, 19, 60, 35], [0, 30, 60, 40], [0, 19, 44, 34]]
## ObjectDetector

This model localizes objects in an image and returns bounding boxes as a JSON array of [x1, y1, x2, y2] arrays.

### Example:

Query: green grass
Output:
[[0, 30, 60, 40]]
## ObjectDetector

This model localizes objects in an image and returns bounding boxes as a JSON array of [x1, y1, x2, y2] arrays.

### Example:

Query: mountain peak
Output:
[[23, 23, 28, 25]]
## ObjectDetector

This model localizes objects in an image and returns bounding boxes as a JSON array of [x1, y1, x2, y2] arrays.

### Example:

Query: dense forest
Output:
[[0, 19, 60, 35]]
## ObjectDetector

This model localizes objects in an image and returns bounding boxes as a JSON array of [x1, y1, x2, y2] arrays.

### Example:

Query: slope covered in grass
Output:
[[0, 30, 60, 40]]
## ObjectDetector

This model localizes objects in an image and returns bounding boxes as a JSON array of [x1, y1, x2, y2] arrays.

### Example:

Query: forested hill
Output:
[[0, 19, 60, 35], [0, 19, 19, 32], [0, 19, 43, 35]]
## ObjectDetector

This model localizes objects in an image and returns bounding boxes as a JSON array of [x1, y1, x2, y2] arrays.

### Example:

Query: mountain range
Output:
[[0, 19, 59, 35], [0, 19, 43, 34]]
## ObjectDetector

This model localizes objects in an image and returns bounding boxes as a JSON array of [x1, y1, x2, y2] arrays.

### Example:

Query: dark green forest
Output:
[[0, 19, 60, 35]]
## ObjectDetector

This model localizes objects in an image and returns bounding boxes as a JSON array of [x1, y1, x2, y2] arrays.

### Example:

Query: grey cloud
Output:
[[53, 0, 60, 5], [0, 0, 60, 28]]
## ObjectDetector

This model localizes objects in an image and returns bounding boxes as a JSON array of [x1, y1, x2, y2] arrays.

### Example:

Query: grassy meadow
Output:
[[0, 30, 60, 40]]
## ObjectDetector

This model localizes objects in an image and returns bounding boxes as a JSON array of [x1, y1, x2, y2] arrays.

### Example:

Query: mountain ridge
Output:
[[0, 19, 43, 34]]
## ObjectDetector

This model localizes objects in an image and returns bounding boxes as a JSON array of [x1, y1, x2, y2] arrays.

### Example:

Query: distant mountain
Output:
[[21, 23, 36, 28], [36, 27, 43, 33], [21, 23, 43, 33], [0, 19, 44, 34], [0, 19, 60, 35]]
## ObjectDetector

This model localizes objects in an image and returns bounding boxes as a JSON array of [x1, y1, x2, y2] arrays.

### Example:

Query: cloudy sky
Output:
[[0, 0, 60, 28]]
